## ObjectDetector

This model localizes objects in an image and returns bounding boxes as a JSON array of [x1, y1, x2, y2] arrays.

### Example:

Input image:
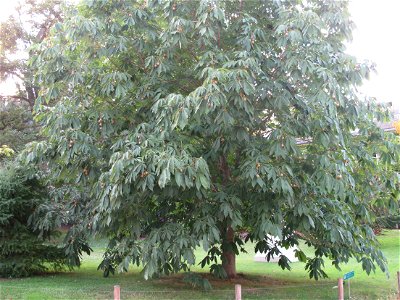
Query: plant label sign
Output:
[[343, 271, 354, 280]]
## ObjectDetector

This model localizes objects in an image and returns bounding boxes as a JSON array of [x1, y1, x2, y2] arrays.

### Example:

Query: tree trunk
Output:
[[222, 225, 236, 278], [26, 86, 36, 111], [218, 155, 236, 278]]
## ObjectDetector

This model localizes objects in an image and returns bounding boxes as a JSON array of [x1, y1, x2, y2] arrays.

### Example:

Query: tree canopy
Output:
[[24, 0, 399, 281]]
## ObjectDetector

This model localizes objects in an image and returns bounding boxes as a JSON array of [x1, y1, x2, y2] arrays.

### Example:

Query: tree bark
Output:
[[222, 225, 236, 278]]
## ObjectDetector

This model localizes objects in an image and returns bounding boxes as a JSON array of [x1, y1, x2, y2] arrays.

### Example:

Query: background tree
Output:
[[0, 0, 64, 153], [371, 121, 400, 232], [25, 0, 399, 281], [0, 0, 63, 109], [0, 101, 37, 153]]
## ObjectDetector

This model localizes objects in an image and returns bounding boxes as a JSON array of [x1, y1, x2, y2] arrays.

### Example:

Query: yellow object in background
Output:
[[394, 120, 400, 135], [0, 145, 15, 157], [393, 120, 400, 134]]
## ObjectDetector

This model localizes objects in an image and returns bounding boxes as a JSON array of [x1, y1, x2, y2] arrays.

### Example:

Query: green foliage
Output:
[[0, 163, 68, 277], [28, 183, 93, 268], [0, 102, 38, 154], [24, 0, 400, 282]]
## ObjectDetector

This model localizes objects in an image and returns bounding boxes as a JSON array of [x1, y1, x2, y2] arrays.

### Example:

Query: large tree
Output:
[[24, 0, 399, 280]]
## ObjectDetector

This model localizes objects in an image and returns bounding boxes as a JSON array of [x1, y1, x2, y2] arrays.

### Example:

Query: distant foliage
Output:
[[0, 102, 38, 154], [0, 0, 64, 110], [0, 164, 67, 277]]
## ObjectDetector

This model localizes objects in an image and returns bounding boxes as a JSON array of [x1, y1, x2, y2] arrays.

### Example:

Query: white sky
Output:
[[347, 0, 400, 111], [1, 0, 399, 110]]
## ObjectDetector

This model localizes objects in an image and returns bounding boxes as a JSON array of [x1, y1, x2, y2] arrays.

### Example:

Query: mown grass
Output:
[[0, 230, 398, 299]]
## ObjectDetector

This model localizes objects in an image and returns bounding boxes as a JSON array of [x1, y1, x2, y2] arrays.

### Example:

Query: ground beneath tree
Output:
[[156, 272, 301, 289]]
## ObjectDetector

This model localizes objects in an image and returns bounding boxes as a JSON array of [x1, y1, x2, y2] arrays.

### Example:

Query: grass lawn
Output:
[[0, 230, 398, 299]]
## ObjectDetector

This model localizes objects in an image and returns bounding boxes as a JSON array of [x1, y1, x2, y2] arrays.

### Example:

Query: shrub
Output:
[[0, 164, 67, 277]]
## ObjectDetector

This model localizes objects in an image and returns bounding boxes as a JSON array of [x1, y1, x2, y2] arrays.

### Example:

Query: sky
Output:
[[1, 0, 399, 111], [347, 0, 400, 111]]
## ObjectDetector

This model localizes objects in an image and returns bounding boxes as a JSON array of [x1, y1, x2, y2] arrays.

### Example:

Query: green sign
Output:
[[343, 271, 354, 280]]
